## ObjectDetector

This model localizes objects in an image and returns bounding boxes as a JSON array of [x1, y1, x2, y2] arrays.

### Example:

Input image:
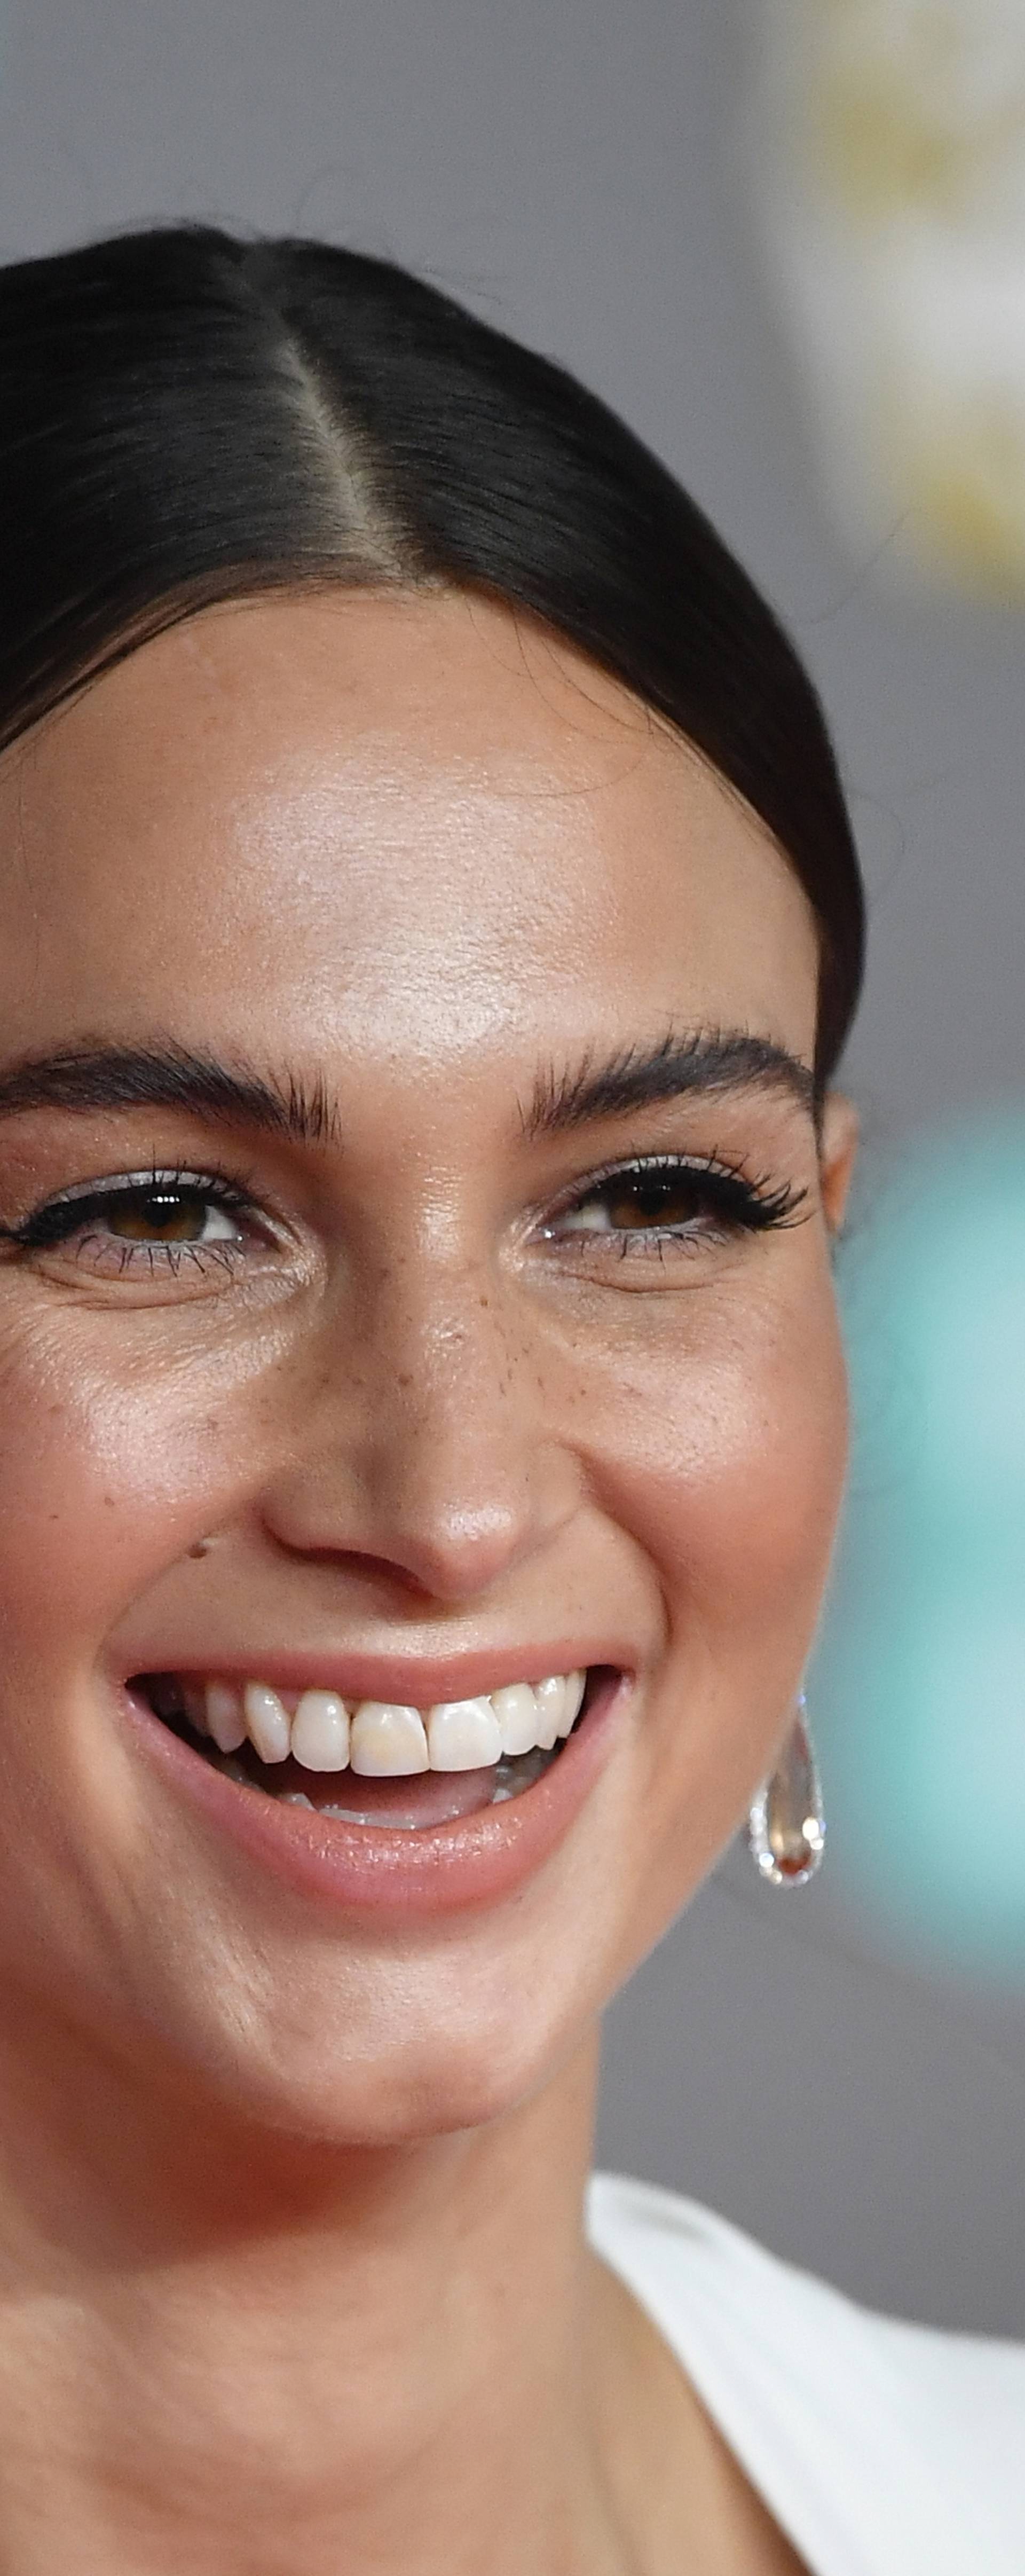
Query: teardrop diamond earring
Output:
[[746, 1694, 825, 1887]]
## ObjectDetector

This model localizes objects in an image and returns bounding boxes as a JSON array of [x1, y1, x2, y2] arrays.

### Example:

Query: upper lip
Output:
[[129, 1645, 630, 1706]]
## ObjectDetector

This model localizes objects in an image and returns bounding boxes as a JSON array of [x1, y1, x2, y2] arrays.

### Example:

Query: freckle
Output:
[[102, 1494, 115, 1508]]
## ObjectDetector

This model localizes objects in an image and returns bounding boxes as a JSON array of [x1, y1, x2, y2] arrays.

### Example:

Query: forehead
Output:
[[0, 591, 818, 1072]]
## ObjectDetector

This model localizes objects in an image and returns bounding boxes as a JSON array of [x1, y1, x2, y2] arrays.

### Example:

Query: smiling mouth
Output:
[[133, 1669, 605, 1829]]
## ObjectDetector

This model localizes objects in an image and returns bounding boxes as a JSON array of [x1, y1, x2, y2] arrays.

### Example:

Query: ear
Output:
[[818, 1091, 859, 1236]]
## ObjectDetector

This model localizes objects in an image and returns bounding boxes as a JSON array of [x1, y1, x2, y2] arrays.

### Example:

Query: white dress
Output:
[[587, 2173, 1025, 2576]]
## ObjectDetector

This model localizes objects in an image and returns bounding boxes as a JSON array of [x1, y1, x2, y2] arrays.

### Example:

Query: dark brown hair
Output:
[[0, 223, 864, 1081]]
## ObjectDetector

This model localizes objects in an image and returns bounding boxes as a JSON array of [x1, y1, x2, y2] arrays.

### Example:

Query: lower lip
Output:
[[122, 1672, 629, 1920]]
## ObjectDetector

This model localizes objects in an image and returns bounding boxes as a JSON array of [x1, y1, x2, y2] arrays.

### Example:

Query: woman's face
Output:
[[0, 591, 855, 2144]]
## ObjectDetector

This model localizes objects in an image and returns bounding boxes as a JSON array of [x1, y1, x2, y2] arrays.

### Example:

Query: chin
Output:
[[207, 2038, 566, 2154], [140, 1959, 581, 2153]]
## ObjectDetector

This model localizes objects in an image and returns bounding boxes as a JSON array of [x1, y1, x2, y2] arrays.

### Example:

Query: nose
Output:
[[260, 1263, 578, 1606]]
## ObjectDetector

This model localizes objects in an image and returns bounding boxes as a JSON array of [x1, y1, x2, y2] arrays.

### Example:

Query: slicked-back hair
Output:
[[0, 223, 864, 1084]]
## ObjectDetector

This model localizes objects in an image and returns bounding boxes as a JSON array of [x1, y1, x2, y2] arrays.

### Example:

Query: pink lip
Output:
[[121, 1667, 630, 1921]]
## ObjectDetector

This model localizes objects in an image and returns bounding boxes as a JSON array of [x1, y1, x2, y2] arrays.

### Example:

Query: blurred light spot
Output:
[[748, 2, 1025, 595]]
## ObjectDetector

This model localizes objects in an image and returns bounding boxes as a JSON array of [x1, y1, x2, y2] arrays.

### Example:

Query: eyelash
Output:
[[0, 1148, 807, 1284], [0, 1165, 261, 1275], [541, 1152, 807, 1256]]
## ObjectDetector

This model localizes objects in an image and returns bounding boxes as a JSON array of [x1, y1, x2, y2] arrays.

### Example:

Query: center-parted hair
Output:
[[0, 224, 864, 1081]]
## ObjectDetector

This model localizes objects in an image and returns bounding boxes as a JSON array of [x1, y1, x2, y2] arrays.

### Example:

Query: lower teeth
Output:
[[278, 1748, 553, 1821], [148, 1705, 562, 1818]]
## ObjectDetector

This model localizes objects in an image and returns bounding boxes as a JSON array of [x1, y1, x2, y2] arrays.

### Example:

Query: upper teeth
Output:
[[176, 1672, 587, 1773]]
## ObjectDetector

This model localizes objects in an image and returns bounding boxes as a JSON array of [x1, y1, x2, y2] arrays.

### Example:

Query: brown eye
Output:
[[543, 1156, 806, 1249], [555, 1166, 710, 1236], [104, 1185, 220, 1243], [598, 1174, 703, 1231], [6, 1169, 251, 1261]]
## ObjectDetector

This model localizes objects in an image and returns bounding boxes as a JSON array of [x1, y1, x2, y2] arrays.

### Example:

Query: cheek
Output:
[[0, 1314, 275, 1667], [592, 1274, 848, 1645], [579, 1268, 846, 1803], [569, 1276, 848, 1978]]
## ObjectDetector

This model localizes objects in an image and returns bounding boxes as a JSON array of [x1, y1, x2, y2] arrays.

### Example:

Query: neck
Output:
[[0, 2008, 635, 2576]]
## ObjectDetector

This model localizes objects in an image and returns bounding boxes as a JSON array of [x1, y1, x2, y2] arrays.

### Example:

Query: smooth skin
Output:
[[0, 589, 856, 2573]]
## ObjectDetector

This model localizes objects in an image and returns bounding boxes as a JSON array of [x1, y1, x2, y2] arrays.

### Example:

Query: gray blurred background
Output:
[[1, 0, 1023, 2335]]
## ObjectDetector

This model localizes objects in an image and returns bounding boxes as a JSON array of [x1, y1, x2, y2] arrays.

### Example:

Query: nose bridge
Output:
[[374, 1248, 505, 1439], [361, 1248, 532, 1566], [268, 1228, 568, 1602]]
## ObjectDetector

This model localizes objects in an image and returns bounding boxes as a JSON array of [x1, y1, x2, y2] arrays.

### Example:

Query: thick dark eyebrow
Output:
[[0, 1030, 813, 1155], [0, 1042, 341, 1148], [522, 1030, 816, 1140]]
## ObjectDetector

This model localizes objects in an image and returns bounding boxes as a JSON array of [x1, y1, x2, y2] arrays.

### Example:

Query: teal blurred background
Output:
[[815, 1114, 1025, 1985]]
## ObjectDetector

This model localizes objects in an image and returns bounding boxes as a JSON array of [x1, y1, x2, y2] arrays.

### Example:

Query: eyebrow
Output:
[[0, 1042, 340, 1147], [522, 1030, 816, 1138], [0, 1027, 815, 1156]]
